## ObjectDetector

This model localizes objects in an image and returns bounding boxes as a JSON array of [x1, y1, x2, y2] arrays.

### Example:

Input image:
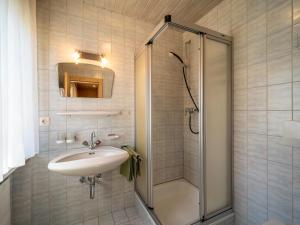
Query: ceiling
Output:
[[97, 0, 223, 25]]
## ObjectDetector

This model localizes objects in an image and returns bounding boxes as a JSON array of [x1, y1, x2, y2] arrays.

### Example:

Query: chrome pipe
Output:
[[88, 176, 96, 199]]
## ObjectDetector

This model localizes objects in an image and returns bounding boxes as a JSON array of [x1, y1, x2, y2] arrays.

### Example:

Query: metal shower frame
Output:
[[135, 14, 233, 223]]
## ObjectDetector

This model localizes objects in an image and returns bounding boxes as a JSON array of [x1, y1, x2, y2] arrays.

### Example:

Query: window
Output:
[[0, 0, 39, 181]]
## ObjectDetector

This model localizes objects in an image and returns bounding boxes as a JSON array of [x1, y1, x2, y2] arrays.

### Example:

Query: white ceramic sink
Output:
[[48, 146, 129, 176]]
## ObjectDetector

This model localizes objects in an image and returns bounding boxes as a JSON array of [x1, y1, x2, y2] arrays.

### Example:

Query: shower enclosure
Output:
[[135, 15, 232, 225]]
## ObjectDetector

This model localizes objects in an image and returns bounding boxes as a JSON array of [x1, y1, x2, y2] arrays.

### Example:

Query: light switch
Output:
[[40, 117, 50, 126]]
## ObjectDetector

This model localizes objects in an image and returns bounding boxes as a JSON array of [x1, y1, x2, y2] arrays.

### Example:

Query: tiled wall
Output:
[[11, 0, 154, 224], [0, 178, 11, 225], [182, 32, 201, 187], [197, 0, 300, 224], [151, 28, 202, 187], [152, 27, 184, 185]]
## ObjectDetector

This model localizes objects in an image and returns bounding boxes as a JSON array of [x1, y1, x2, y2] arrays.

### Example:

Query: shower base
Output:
[[153, 179, 199, 225]]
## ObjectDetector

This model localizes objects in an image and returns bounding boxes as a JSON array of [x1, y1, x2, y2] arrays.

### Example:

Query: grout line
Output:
[[266, 0, 269, 221], [235, 80, 295, 91], [291, 0, 294, 223], [47, 0, 52, 224], [64, 0, 68, 223], [234, 109, 293, 112], [245, 0, 249, 223]]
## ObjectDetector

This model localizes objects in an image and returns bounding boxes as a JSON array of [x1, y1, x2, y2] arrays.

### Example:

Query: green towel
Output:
[[120, 145, 141, 181]]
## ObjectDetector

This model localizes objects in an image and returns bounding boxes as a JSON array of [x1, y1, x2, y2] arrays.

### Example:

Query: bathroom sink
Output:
[[48, 146, 129, 176]]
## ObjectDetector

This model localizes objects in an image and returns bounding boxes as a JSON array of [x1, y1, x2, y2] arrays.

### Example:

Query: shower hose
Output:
[[183, 66, 199, 134]]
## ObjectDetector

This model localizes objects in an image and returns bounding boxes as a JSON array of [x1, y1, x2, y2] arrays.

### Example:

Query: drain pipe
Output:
[[87, 176, 96, 199], [80, 174, 103, 199]]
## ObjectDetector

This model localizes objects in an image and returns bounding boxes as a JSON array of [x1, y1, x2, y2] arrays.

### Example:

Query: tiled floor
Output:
[[82, 207, 148, 225]]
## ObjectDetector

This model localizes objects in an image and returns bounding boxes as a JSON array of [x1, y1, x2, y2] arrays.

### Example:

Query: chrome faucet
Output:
[[82, 131, 101, 151], [91, 131, 96, 147]]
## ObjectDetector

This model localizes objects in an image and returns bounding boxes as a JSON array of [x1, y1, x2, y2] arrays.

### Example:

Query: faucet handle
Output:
[[95, 140, 101, 146], [82, 140, 89, 147]]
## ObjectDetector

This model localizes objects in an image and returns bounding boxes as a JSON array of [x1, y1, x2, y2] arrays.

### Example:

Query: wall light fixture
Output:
[[71, 50, 109, 68]]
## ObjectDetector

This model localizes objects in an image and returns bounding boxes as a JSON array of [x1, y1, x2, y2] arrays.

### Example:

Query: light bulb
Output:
[[100, 55, 109, 68], [72, 50, 80, 64]]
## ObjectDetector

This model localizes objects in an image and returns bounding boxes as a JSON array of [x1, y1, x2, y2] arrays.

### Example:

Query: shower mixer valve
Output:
[[185, 107, 198, 114]]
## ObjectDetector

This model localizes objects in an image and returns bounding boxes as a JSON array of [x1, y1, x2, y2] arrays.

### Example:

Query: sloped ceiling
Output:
[[96, 0, 223, 25]]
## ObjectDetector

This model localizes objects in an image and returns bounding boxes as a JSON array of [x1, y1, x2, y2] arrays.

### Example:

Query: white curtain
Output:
[[0, 0, 39, 182]]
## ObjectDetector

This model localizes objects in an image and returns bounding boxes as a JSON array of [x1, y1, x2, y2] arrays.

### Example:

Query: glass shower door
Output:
[[202, 35, 232, 219], [150, 27, 201, 225], [135, 46, 152, 205]]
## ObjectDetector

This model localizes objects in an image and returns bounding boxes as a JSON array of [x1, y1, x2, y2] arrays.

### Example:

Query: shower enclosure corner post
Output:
[[199, 34, 205, 221], [230, 40, 234, 215], [146, 44, 154, 209]]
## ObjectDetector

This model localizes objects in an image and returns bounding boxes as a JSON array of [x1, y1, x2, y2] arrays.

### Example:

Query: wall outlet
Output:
[[39, 117, 50, 126]]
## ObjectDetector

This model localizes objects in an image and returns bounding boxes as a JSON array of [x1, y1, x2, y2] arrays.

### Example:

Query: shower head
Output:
[[168, 51, 186, 66]]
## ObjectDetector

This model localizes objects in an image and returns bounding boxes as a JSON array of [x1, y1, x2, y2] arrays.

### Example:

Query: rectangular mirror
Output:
[[57, 63, 115, 98]]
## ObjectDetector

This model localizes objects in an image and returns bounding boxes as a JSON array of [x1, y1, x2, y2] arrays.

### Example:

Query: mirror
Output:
[[57, 63, 114, 98]]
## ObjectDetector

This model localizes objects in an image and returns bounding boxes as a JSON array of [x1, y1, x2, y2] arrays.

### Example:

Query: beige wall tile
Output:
[[234, 88, 248, 110], [268, 135, 292, 165], [268, 111, 292, 136], [294, 82, 300, 110], [293, 25, 300, 82], [267, 1, 292, 35], [268, 52, 292, 85], [248, 87, 267, 110], [0, 178, 11, 225], [268, 83, 292, 110], [234, 65, 247, 90], [247, 134, 267, 159], [247, 63, 267, 88], [247, 0, 267, 22], [268, 161, 293, 224], [248, 110, 267, 134], [231, 0, 247, 30]]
